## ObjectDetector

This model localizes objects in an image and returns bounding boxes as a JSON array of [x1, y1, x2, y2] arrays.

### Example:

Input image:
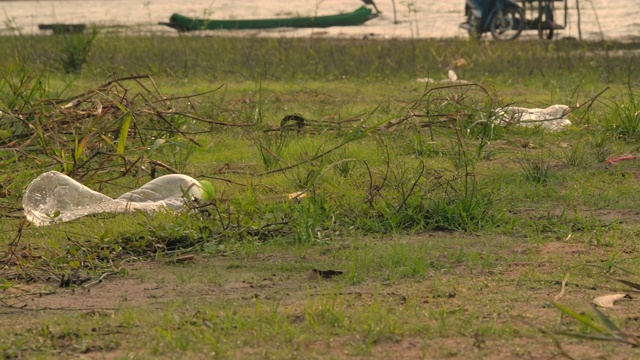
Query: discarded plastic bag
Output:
[[494, 104, 571, 131], [22, 171, 211, 226]]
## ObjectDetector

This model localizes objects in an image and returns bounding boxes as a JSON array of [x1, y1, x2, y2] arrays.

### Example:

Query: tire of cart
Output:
[[490, 5, 525, 40]]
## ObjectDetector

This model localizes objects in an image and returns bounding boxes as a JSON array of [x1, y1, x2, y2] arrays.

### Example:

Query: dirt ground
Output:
[[1, 234, 639, 359]]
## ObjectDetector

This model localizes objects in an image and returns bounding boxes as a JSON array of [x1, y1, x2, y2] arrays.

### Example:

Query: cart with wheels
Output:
[[518, 0, 567, 39]]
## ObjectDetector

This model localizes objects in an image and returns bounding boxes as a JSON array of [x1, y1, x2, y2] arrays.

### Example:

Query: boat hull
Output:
[[162, 6, 374, 31]]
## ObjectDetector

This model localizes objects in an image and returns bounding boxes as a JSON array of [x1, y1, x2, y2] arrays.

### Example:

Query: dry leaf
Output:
[[554, 273, 570, 301], [606, 154, 637, 165], [288, 191, 307, 200], [307, 268, 344, 281], [592, 293, 632, 308]]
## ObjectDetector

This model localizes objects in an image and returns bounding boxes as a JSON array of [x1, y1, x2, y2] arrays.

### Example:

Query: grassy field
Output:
[[1, 32, 640, 359]]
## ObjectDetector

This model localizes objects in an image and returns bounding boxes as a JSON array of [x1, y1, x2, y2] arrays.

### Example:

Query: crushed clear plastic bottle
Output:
[[494, 104, 571, 131], [22, 171, 206, 226]]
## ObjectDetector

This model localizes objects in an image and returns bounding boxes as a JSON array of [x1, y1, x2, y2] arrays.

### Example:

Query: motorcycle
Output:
[[460, 0, 525, 40]]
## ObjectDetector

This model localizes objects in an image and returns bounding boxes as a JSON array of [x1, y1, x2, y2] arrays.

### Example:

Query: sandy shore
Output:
[[0, 0, 638, 40]]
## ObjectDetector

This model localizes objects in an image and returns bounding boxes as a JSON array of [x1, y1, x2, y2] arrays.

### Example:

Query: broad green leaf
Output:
[[590, 304, 622, 332], [551, 301, 608, 334], [117, 113, 132, 155]]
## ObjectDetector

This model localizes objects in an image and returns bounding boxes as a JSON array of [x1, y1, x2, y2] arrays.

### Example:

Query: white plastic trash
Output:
[[494, 104, 572, 131], [416, 70, 469, 84], [22, 171, 211, 226]]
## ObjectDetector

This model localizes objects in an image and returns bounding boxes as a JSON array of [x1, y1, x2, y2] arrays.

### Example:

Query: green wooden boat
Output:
[[160, 6, 374, 32]]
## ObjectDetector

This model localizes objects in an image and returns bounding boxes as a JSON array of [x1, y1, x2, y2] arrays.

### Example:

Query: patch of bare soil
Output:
[[0, 258, 278, 317], [1, 264, 181, 314], [1, 236, 639, 359], [537, 240, 594, 257]]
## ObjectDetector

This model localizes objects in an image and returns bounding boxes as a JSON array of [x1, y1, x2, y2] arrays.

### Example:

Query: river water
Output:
[[0, 0, 638, 40]]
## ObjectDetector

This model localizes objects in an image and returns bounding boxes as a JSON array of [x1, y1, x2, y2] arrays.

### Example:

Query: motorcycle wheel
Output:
[[538, 5, 554, 40], [489, 6, 525, 41]]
